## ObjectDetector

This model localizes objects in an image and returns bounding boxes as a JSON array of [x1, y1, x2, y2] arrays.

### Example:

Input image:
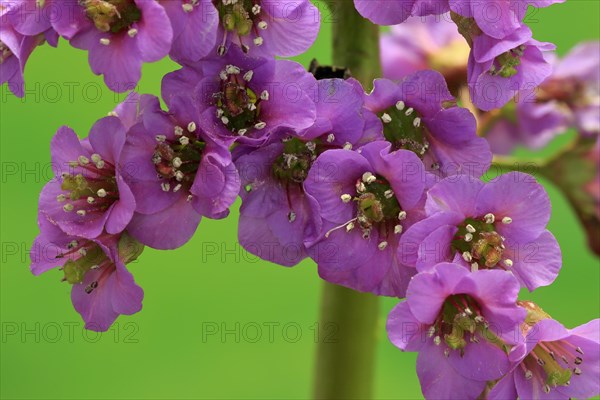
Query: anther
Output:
[[343, 142, 352, 150], [260, 90, 269, 101], [395, 101, 405, 110], [99, 38, 110, 45], [182, 3, 193, 12], [254, 37, 264, 46], [243, 70, 254, 81], [155, 135, 166, 142], [378, 241, 388, 251], [471, 263, 479, 272], [172, 157, 182, 168], [465, 233, 473, 242], [405, 107, 414, 116], [76, 210, 86, 216], [187, 122, 197, 132], [255, 122, 266, 130], [340, 194, 352, 203], [87, 196, 95, 204], [97, 189, 107, 198], [63, 204, 74, 212], [381, 113, 392, 124], [179, 136, 190, 145], [174, 126, 184, 136], [394, 225, 403, 234], [398, 211, 407, 220], [462, 251, 472, 262], [384, 189, 394, 199], [257, 21, 268, 30], [326, 133, 335, 143], [413, 118, 421, 128], [288, 211, 296, 222], [504, 259, 513, 268], [127, 28, 138, 37], [484, 213, 495, 224], [502, 216, 513, 224], [78, 155, 90, 165], [161, 183, 170, 192], [56, 194, 66, 202], [434, 336, 441, 346], [466, 224, 476, 233]]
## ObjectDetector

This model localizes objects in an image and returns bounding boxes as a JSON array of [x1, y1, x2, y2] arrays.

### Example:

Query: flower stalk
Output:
[[313, 2, 381, 399]]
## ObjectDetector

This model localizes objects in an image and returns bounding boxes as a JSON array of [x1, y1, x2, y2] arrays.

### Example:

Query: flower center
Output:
[[152, 123, 205, 194], [326, 172, 406, 247], [215, 0, 266, 53], [451, 214, 514, 271], [272, 138, 320, 184], [429, 294, 503, 356], [214, 66, 267, 135], [521, 341, 585, 393], [0, 41, 13, 64], [83, 0, 141, 33], [58, 155, 119, 218], [378, 101, 430, 158], [489, 46, 524, 78]]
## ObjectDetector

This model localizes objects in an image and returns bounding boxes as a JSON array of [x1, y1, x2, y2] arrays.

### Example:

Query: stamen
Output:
[[502, 216, 513, 224], [327, 133, 335, 143], [484, 213, 495, 224], [395, 101, 405, 110], [340, 194, 352, 203], [378, 241, 388, 251], [381, 113, 392, 124], [398, 211, 407, 220], [187, 122, 197, 132], [394, 225, 403, 234]]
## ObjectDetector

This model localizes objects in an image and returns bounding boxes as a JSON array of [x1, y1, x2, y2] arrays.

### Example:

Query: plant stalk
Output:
[[313, 2, 381, 399]]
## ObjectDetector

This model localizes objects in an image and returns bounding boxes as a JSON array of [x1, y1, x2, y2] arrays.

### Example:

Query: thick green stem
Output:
[[313, 2, 381, 399], [313, 284, 380, 399], [331, 0, 381, 86]]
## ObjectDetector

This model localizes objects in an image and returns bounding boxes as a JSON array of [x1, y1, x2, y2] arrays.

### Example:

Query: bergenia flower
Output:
[[120, 95, 240, 250], [39, 117, 136, 239], [30, 215, 144, 332], [352, 70, 491, 177], [0, 11, 56, 97], [159, 0, 219, 63], [518, 41, 600, 139], [449, 0, 565, 40], [380, 14, 469, 88], [468, 24, 555, 111], [489, 316, 599, 399], [304, 141, 426, 297], [51, 0, 173, 92], [235, 78, 382, 266], [400, 173, 561, 291], [354, 0, 449, 25], [214, 0, 320, 58], [387, 262, 527, 400], [162, 46, 317, 146]]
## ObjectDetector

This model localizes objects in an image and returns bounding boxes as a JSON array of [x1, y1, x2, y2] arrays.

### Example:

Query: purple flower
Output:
[[162, 46, 317, 146], [354, 0, 449, 25], [468, 24, 555, 111], [214, 0, 320, 58], [120, 95, 239, 250], [51, 0, 173, 92], [30, 214, 144, 332], [387, 262, 526, 400], [235, 78, 382, 266], [159, 0, 219, 63], [400, 173, 561, 291], [518, 41, 600, 139], [0, 8, 56, 98], [380, 14, 469, 84], [489, 318, 600, 399], [450, 0, 565, 40], [304, 141, 426, 297], [39, 117, 136, 240], [351, 71, 491, 177]]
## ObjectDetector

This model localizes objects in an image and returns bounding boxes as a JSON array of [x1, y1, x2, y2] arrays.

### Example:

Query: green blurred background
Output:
[[1, 1, 599, 399]]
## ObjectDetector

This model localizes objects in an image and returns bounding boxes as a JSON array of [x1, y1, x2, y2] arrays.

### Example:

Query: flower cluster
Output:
[[1, 0, 320, 94], [14, 0, 598, 399], [356, 2, 563, 110]]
